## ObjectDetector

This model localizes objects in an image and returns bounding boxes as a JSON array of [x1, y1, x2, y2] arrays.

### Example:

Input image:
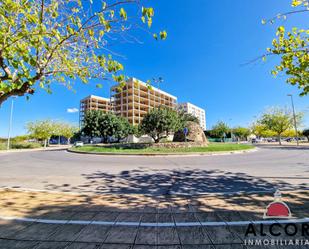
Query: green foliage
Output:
[[139, 107, 182, 143], [81, 110, 103, 138], [178, 111, 200, 128], [264, 0, 309, 95], [251, 123, 276, 137], [27, 120, 56, 143], [210, 121, 230, 140], [232, 126, 250, 140], [27, 119, 77, 146], [71, 143, 254, 154], [303, 128, 309, 141], [81, 110, 135, 142], [256, 107, 303, 144], [0, 0, 166, 105]]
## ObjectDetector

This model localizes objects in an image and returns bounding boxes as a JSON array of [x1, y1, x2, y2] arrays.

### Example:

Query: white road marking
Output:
[[1, 216, 308, 227]]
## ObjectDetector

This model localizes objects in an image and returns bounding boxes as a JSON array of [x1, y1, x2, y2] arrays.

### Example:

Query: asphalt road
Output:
[[0, 145, 308, 195]]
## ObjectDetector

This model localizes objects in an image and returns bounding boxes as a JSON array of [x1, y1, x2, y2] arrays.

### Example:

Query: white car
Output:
[[74, 141, 84, 147]]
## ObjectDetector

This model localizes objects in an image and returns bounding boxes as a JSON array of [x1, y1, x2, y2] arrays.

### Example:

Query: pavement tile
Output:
[[157, 213, 173, 223], [157, 227, 180, 245], [203, 225, 242, 244], [116, 213, 142, 223], [104, 226, 139, 244], [214, 244, 246, 249], [176, 226, 212, 245], [47, 224, 86, 241], [195, 212, 222, 222], [182, 245, 215, 249], [0, 220, 34, 238], [100, 243, 133, 248], [0, 238, 38, 249], [34, 241, 69, 249], [133, 245, 156, 249], [173, 213, 199, 223], [38, 211, 76, 220], [92, 212, 119, 222], [157, 246, 181, 249], [13, 223, 61, 240], [65, 242, 102, 249], [69, 212, 97, 221], [75, 225, 111, 243], [141, 213, 157, 223], [135, 226, 157, 245]]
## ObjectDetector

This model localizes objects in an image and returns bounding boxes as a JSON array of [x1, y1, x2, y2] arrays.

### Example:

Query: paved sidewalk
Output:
[[0, 190, 308, 248]]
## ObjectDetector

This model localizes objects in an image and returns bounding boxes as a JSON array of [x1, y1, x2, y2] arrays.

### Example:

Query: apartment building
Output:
[[178, 102, 206, 130], [111, 78, 177, 125], [79, 95, 111, 126]]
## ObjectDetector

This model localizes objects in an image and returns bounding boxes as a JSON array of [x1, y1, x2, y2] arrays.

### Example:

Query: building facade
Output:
[[79, 95, 111, 126], [178, 102, 206, 130], [111, 78, 177, 125]]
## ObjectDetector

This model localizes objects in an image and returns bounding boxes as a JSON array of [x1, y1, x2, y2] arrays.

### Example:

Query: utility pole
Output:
[[7, 97, 16, 150], [287, 94, 299, 146]]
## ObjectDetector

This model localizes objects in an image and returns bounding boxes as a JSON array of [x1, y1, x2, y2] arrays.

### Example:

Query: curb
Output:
[[0, 146, 71, 154], [67, 147, 258, 157]]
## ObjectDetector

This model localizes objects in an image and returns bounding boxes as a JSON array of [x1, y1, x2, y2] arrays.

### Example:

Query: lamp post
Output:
[[287, 94, 299, 146], [7, 97, 16, 150]]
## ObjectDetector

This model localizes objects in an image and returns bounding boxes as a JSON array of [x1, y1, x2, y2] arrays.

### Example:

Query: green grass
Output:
[[70, 143, 254, 154], [0, 142, 42, 150]]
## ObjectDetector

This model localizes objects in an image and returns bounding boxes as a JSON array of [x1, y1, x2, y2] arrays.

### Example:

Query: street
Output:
[[0, 145, 308, 195]]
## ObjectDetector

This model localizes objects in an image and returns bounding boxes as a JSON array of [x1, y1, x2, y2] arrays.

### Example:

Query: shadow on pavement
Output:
[[43, 168, 309, 195], [0, 188, 308, 248]]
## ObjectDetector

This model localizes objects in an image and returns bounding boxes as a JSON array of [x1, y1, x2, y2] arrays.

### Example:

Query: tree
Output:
[[251, 123, 276, 138], [303, 128, 309, 141], [210, 121, 230, 142], [257, 107, 303, 145], [263, 0, 308, 95], [139, 107, 181, 143], [27, 119, 56, 147], [232, 126, 250, 141], [61, 123, 78, 144], [0, 0, 167, 105], [98, 113, 121, 143], [81, 110, 103, 139], [113, 117, 135, 142]]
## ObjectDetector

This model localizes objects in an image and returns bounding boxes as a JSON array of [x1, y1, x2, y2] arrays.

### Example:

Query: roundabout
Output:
[[0, 145, 309, 248]]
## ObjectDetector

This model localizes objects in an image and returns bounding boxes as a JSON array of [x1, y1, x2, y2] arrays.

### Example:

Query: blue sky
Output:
[[0, 0, 308, 137]]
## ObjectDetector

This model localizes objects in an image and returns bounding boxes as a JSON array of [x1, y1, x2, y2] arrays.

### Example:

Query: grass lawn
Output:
[[0, 142, 42, 150], [70, 143, 254, 154]]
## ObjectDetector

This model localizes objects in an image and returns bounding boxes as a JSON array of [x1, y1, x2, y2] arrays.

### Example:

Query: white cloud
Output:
[[67, 108, 79, 113]]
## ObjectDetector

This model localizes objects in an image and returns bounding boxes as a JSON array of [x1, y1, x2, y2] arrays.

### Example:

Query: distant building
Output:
[[178, 102, 206, 130], [79, 95, 110, 126], [111, 78, 177, 125]]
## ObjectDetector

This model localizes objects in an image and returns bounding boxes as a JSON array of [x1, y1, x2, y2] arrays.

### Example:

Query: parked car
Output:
[[74, 141, 84, 147]]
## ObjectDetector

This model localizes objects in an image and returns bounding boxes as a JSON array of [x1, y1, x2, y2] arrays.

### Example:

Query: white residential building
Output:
[[178, 102, 206, 130]]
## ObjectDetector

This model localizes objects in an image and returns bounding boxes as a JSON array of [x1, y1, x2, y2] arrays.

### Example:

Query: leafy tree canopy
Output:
[[210, 121, 230, 139], [0, 0, 166, 105], [263, 0, 308, 95], [81, 110, 135, 142], [139, 107, 181, 143], [256, 107, 303, 144], [232, 126, 250, 140], [303, 128, 309, 141]]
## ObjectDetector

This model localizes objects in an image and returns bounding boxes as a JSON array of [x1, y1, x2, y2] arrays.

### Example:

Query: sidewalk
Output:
[[0, 189, 308, 248], [0, 145, 71, 154]]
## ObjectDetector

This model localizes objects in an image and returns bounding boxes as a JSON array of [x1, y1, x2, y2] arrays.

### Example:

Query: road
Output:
[[0, 145, 308, 195]]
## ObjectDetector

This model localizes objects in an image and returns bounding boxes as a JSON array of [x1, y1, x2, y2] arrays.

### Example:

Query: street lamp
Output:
[[287, 94, 299, 146], [7, 97, 16, 150]]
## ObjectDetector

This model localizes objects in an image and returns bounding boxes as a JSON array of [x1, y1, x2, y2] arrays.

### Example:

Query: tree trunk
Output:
[[58, 135, 61, 145], [278, 134, 281, 145], [44, 139, 47, 148], [67, 138, 70, 145]]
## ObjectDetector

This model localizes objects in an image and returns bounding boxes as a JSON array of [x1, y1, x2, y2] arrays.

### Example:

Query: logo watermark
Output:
[[244, 190, 309, 247]]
